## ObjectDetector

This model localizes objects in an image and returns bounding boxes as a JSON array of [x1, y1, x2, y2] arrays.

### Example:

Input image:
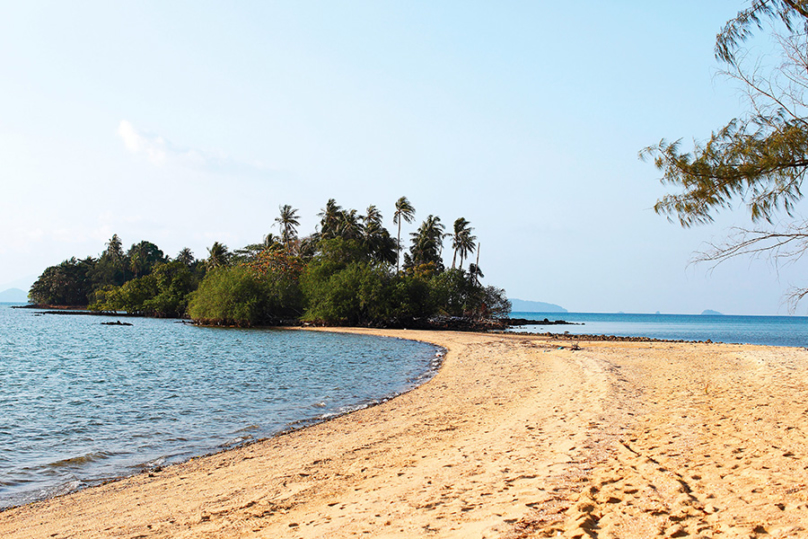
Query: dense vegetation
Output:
[[29, 235, 206, 318], [29, 198, 510, 326]]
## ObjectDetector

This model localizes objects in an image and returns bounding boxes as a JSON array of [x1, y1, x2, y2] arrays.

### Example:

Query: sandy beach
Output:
[[3, 328, 808, 538]]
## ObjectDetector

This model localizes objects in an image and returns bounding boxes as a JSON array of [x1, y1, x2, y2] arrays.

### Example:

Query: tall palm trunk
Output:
[[397, 220, 402, 273]]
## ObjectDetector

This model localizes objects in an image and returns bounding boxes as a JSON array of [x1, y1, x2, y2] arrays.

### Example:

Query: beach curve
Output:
[[2, 329, 808, 538]]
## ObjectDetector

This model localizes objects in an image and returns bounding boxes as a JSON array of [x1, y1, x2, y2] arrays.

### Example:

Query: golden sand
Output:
[[2, 328, 808, 538]]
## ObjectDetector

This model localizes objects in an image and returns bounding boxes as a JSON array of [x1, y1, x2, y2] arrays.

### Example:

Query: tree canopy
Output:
[[643, 1, 808, 307]]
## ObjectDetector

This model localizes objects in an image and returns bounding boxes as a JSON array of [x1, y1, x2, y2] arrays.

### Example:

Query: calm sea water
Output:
[[510, 311, 808, 347], [0, 304, 441, 509]]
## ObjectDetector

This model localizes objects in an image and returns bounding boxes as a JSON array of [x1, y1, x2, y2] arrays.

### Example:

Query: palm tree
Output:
[[336, 208, 363, 240], [362, 205, 382, 248], [409, 215, 446, 268], [104, 234, 127, 282], [468, 262, 484, 286], [364, 205, 383, 229], [105, 234, 124, 261], [262, 233, 280, 249], [176, 247, 195, 266], [206, 242, 230, 269], [129, 252, 143, 278], [362, 205, 397, 265], [318, 199, 342, 239], [451, 217, 477, 270], [297, 235, 318, 259], [274, 204, 300, 250], [393, 197, 416, 272], [127, 240, 165, 277]]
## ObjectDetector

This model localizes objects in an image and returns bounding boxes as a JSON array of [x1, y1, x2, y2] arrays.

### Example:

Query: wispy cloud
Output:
[[117, 120, 169, 165], [116, 120, 288, 181]]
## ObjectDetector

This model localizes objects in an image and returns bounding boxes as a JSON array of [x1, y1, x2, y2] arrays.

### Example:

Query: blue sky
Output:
[[2, 1, 804, 315]]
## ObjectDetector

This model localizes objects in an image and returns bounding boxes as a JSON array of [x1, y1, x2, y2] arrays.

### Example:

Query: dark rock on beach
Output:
[[506, 317, 579, 326], [386, 316, 580, 332], [413, 316, 509, 332], [533, 332, 717, 344]]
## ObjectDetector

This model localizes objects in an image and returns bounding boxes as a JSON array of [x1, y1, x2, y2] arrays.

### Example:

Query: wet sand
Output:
[[2, 328, 808, 538]]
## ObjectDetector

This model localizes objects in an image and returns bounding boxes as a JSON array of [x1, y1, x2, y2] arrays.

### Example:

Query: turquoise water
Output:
[[0, 305, 441, 508], [510, 312, 808, 347]]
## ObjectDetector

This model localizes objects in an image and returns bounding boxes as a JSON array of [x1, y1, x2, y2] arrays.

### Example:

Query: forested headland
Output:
[[28, 198, 510, 327]]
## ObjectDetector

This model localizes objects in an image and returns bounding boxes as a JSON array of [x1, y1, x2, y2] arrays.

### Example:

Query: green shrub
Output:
[[301, 261, 390, 325], [188, 265, 302, 326]]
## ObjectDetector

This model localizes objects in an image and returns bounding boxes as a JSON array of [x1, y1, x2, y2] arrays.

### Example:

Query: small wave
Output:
[[234, 424, 259, 433], [40, 478, 84, 499], [141, 456, 167, 469], [45, 451, 111, 469], [127, 456, 169, 473], [6, 477, 88, 509], [220, 435, 253, 448]]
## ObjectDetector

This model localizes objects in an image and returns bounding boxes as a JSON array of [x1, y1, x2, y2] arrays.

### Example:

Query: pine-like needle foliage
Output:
[[643, 1, 808, 308]]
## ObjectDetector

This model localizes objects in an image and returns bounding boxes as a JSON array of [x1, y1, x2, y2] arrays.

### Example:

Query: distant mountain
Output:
[[509, 298, 568, 313], [701, 309, 723, 315], [0, 288, 28, 303], [0, 276, 35, 294]]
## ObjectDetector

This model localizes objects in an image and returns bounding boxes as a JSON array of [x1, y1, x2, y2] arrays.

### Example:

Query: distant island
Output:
[[701, 309, 723, 316], [509, 299, 567, 313], [0, 288, 28, 303]]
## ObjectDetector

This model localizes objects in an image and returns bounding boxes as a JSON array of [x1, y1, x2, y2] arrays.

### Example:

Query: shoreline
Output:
[[0, 329, 446, 512], [3, 329, 808, 537]]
